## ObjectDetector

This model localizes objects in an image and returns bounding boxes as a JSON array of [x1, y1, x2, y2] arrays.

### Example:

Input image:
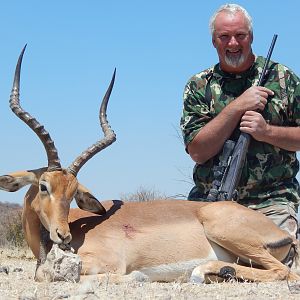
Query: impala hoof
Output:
[[219, 266, 236, 281], [190, 266, 205, 284], [190, 275, 205, 284]]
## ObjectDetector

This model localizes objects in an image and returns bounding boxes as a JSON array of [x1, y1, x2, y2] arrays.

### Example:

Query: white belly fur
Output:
[[138, 243, 236, 282]]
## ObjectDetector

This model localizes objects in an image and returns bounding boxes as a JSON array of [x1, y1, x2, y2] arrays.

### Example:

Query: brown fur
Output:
[[0, 170, 299, 283]]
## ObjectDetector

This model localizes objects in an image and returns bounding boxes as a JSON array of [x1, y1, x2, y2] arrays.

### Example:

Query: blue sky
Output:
[[0, 1, 300, 205]]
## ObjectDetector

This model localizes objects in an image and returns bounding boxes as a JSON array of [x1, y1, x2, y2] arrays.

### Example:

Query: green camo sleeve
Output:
[[289, 70, 300, 125], [180, 72, 213, 149]]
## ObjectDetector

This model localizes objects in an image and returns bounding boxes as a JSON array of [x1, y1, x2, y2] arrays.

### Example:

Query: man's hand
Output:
[[234, 86, 273, 112], [240, 111, 269, 141]]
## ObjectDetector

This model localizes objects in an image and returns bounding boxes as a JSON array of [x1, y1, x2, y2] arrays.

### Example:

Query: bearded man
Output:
[[181, 3, 300, 239]]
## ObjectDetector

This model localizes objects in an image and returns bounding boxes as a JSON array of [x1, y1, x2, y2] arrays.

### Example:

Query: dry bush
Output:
[[0, 201, 26, 248], [120, 186, 169, 202], [5, 211, 25, 248]]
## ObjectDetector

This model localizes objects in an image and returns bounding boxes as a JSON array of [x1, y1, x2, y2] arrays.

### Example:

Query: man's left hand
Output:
[[239, 111, 269, 141]]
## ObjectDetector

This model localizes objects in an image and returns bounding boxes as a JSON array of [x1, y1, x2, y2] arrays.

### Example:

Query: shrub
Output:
[[120, 186, 168, 202], [0, 201, 26, 248], [5, 211, 26, 248]]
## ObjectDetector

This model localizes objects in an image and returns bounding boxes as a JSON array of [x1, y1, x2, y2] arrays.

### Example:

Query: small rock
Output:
[[0, 266, 9, 274], [35, 244, 82, 282], [13, 267, 23, 272], [19, 296, 36, 300]]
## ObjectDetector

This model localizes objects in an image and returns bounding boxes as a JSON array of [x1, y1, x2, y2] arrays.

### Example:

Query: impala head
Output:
[[0, 45, 116, 246]]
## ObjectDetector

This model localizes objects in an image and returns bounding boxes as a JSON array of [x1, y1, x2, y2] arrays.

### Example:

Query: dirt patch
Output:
[[1, 248, 300, 299]]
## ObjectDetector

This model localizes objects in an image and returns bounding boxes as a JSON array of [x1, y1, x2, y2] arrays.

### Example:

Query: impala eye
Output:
[[40, 183, 48, 193]]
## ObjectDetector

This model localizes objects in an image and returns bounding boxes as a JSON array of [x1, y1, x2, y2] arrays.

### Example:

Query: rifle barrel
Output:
[[257, 34, 278, 86]]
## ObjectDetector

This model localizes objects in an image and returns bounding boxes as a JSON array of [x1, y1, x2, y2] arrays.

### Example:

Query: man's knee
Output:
[[254, 204, 298, 238], [280, 216, 298, 238]]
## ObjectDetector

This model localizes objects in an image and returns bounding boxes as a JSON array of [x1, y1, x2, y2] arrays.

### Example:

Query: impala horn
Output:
[[67, 69, 116, 176], [10, 45, 62, 172]]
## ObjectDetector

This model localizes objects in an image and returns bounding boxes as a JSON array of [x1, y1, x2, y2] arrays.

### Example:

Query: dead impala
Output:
[[0, 46, 299, 283]]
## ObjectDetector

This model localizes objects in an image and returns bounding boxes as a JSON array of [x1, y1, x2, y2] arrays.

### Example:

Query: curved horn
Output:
[[9, 45, 62, 171], [67, 69, 117, 176]]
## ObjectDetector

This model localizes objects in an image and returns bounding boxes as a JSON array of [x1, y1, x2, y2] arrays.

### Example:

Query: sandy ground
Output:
[[1, 248, 300, 300]]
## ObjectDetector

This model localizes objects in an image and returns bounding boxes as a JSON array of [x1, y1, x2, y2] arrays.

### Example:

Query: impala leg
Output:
[[34, 224, 52, 282], [197, 231, 300, 282], [195, 202, 300, 282], [191, 257, 300, 283]]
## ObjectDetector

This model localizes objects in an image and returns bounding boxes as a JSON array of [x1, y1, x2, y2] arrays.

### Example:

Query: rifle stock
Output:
[[219, 132, 250, 200]]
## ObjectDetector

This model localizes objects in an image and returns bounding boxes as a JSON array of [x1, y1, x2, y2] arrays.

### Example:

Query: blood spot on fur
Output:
[[122, 224, 137, 239]]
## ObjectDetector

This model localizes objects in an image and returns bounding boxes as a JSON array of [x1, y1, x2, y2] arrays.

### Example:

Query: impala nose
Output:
[[56, 229, 72, 244]]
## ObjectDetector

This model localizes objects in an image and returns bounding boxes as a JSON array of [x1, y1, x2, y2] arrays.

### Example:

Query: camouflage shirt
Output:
[[181, 56, 300, 210]]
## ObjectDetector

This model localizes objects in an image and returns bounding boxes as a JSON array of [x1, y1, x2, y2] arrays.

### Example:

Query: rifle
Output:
[[207, 34, 278, 201]]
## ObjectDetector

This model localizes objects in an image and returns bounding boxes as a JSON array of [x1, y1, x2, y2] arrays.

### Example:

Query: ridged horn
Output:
[[9, 45, 62, 171], [67, 69, 117, 176]]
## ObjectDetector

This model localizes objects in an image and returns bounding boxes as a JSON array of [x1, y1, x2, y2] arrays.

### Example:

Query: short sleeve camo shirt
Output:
[[181, 56, 300, 210]]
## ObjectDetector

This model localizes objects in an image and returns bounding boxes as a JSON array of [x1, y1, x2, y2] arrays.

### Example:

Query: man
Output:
[[180, 3, 300, 238]]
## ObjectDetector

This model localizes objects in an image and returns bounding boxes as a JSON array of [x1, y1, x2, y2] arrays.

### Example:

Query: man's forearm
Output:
[[187, 85, 273, 164], [240, 111, 300, 151], [260, 125, 300, 151], [187, 102, 243, 164]]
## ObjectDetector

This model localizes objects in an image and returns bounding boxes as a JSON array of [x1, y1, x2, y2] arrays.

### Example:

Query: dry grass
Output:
[[0, 249, 300, 299], [1, 201, 300, 299]]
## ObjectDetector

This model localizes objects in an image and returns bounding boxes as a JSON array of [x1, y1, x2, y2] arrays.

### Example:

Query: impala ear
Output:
[[0, 171, 38, 192], [75, 184, 106, 215]]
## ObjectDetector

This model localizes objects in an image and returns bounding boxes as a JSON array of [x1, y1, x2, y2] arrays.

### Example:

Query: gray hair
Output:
[[209, 4, 253, 35]]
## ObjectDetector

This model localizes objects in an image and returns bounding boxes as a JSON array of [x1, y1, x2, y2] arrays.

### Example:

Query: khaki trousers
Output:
[[253, 204, 298, 239]]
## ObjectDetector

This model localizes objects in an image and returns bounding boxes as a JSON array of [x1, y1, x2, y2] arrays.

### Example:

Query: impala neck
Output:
[[22, 185, 51, 260]]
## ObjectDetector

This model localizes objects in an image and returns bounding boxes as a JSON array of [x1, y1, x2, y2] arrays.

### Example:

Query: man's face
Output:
[[212, 11, 254, 73]]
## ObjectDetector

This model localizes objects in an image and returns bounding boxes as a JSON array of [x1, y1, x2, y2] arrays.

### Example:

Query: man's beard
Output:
[[225, 51, 245, 68]]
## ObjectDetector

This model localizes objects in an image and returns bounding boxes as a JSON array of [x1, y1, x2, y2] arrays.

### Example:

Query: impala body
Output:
[[0, 46, 299, 283]]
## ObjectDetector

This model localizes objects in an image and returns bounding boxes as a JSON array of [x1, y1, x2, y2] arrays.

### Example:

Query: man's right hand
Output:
[[233, 86, 274, 112], [187, 86, 274, 164]]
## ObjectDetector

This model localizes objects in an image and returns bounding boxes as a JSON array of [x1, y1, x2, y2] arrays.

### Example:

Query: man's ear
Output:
[[212, 36, 216, 48], [0, 170, 39, 192], [75, 183, 106, 215], [250, 32, 254, 44]]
